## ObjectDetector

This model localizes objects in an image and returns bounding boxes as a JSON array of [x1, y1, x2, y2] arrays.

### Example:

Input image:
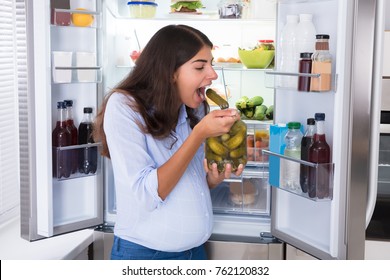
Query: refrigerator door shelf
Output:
[[264, 70, 337, 93], [52, 143, 101, 181], [52, 66, 102, 84], [52, 8, 102, 29], [264, 150, 334, 201]]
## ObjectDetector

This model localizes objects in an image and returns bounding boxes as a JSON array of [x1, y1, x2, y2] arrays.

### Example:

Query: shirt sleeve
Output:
[[103, 93, 164, 211]]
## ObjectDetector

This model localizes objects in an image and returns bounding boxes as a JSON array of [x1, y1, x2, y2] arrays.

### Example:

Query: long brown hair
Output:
[[93, 25, 212, 158]]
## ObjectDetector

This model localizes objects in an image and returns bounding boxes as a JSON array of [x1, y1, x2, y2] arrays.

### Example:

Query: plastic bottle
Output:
[[280, 122, 303, 191], [78, 107, 97, 174], [308, 113, 331, 199], [310, 34, 332, 92], [300, 118, 316, 193], [64, 100, 78, 174], [278, 14, 299, 88], [298, 52, 313, 92], [52, 101, 71, 179], [296, 14, 317, 56]]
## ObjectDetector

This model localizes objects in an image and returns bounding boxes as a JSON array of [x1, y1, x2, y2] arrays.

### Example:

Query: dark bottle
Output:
[[298, 52, 313, 92], [64, 100, 78, 174], [78, 107, 97, 174], [52, 101, 71, 179], [300, 118, 316, 193], [308, 113, 331, 199]]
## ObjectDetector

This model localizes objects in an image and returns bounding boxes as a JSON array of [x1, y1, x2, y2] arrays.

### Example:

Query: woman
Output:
[[93, 25, 243, 260]]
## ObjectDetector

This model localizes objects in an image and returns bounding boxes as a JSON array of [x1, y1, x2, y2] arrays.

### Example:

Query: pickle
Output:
[[206, 150, 223, 162], [229, 120, 246, 135], [207, 137, 229, 156], [220, 133, 231, 142], [223, 129, 246, 150], [229, 146, 247, 159]]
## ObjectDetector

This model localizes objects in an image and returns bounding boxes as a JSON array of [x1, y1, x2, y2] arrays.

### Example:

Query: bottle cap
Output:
[[300, 52, 313, 59], [315, 113, 325, 121], [316, 34, 330, 39], [57, 101, 66, 109], [287, 122, 301, 129], [307, 118, 315, 125], [84, 107, 93, 113], [64, 100, 73, 107]]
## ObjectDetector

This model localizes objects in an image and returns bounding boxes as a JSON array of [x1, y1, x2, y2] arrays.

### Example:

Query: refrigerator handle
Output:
[[365, 0, 385, 228]]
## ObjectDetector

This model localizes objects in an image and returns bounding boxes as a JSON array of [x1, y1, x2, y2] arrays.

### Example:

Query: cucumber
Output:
[[253, 105, 267, 120], [266, 105, 274, 120], [246, 96, 264, 108]]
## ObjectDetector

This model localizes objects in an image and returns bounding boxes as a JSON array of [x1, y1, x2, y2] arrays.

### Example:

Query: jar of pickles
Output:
[[206, 120, 247, 172]]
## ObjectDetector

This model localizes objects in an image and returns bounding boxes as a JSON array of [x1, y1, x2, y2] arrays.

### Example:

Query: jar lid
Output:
[[316, 34, 330, 39], [314, 113, 325, 121], [127, 2, 158, 6], [57, 101, 66, 109], [287, 122, 301, 129], [300, 52, 313, 59], [307, 118, 315, 125], [84, 107, 93, 113]]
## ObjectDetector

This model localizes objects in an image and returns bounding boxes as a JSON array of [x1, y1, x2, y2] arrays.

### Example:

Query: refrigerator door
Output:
[[270, 0, 384, 259], [22, 0, 104, 241]]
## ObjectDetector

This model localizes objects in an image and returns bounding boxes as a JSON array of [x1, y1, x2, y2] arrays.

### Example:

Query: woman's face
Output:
[[174, 46, 218, 109]]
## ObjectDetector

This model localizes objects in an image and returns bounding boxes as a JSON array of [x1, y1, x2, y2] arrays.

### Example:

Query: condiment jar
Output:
[[206, 120, 247, 173]]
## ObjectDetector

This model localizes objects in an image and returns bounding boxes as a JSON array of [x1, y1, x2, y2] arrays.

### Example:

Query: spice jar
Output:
[[310, 34, 332, 92]]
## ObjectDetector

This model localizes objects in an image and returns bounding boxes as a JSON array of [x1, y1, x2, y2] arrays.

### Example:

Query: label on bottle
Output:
[[310, 61, 331, 91]]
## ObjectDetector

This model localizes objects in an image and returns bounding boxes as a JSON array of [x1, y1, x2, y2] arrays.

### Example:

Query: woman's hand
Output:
[[194, 108, 240, 140], [204, 159, 244, 189]]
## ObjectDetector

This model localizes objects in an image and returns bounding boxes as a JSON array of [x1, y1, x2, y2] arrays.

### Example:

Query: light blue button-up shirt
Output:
[[104, 92, 213, 252]]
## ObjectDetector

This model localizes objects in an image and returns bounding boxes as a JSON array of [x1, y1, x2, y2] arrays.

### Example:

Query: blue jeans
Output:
[[110, 235, 207, 260]]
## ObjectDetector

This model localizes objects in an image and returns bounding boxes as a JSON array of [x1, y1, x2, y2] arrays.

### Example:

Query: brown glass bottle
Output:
[[300, 118, 316, 193], [52, 101, 71, 179], [308, 113, 331, 198], [78, 107, 97, 174], [64, 100, 78, 174], [298, 52, 313, 92]]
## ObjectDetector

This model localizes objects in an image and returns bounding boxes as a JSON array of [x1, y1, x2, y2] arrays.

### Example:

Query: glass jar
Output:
[[218, 0, 243, 19], [206, 120, 247, 172]]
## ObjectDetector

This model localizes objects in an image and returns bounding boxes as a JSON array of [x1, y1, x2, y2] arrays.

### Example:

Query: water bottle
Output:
[[280, 122, 303, 191], [296, 14, 317, 55], [278, 14, 299, 88]]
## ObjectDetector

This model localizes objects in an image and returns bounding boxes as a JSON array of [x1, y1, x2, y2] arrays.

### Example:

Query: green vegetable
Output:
[[266, 105, 274, 120], [246, 96, 264, 108], [243, 107, 255, 119], [235, 96, 249, 110], [253, 105, 267, 120]]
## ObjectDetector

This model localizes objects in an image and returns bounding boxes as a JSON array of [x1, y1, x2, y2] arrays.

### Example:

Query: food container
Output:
[[218, 0, 243, 19], [206, 120, 247, 173], [127, 1, 157, 18]]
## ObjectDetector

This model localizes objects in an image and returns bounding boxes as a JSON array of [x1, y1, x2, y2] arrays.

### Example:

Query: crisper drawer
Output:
[[210, 168, 271, 216]]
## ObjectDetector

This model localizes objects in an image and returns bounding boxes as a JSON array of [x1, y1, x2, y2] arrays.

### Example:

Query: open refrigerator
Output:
[[21, 0, 385, 260]]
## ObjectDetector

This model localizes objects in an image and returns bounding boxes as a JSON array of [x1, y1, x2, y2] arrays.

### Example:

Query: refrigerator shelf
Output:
[[52, 143, 101, 181], [51, 66, 102, 84], [210, 176, 271, 216], [263, 150, 334, 201], [264, 70, 337, 93], [51, 8, 102, 29]]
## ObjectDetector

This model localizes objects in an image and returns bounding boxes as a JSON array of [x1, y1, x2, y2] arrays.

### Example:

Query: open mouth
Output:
[[197, 87, 206, 101]]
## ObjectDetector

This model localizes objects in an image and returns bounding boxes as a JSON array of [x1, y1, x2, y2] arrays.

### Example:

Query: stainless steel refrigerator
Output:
[[21, 0, 386, 260]]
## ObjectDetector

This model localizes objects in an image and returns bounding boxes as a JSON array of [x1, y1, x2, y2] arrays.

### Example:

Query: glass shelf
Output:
[[263, 150, 334, 201], [264, 70, 336, 93], [51, 8, 102, 28], [52, 143, 101, 181]]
